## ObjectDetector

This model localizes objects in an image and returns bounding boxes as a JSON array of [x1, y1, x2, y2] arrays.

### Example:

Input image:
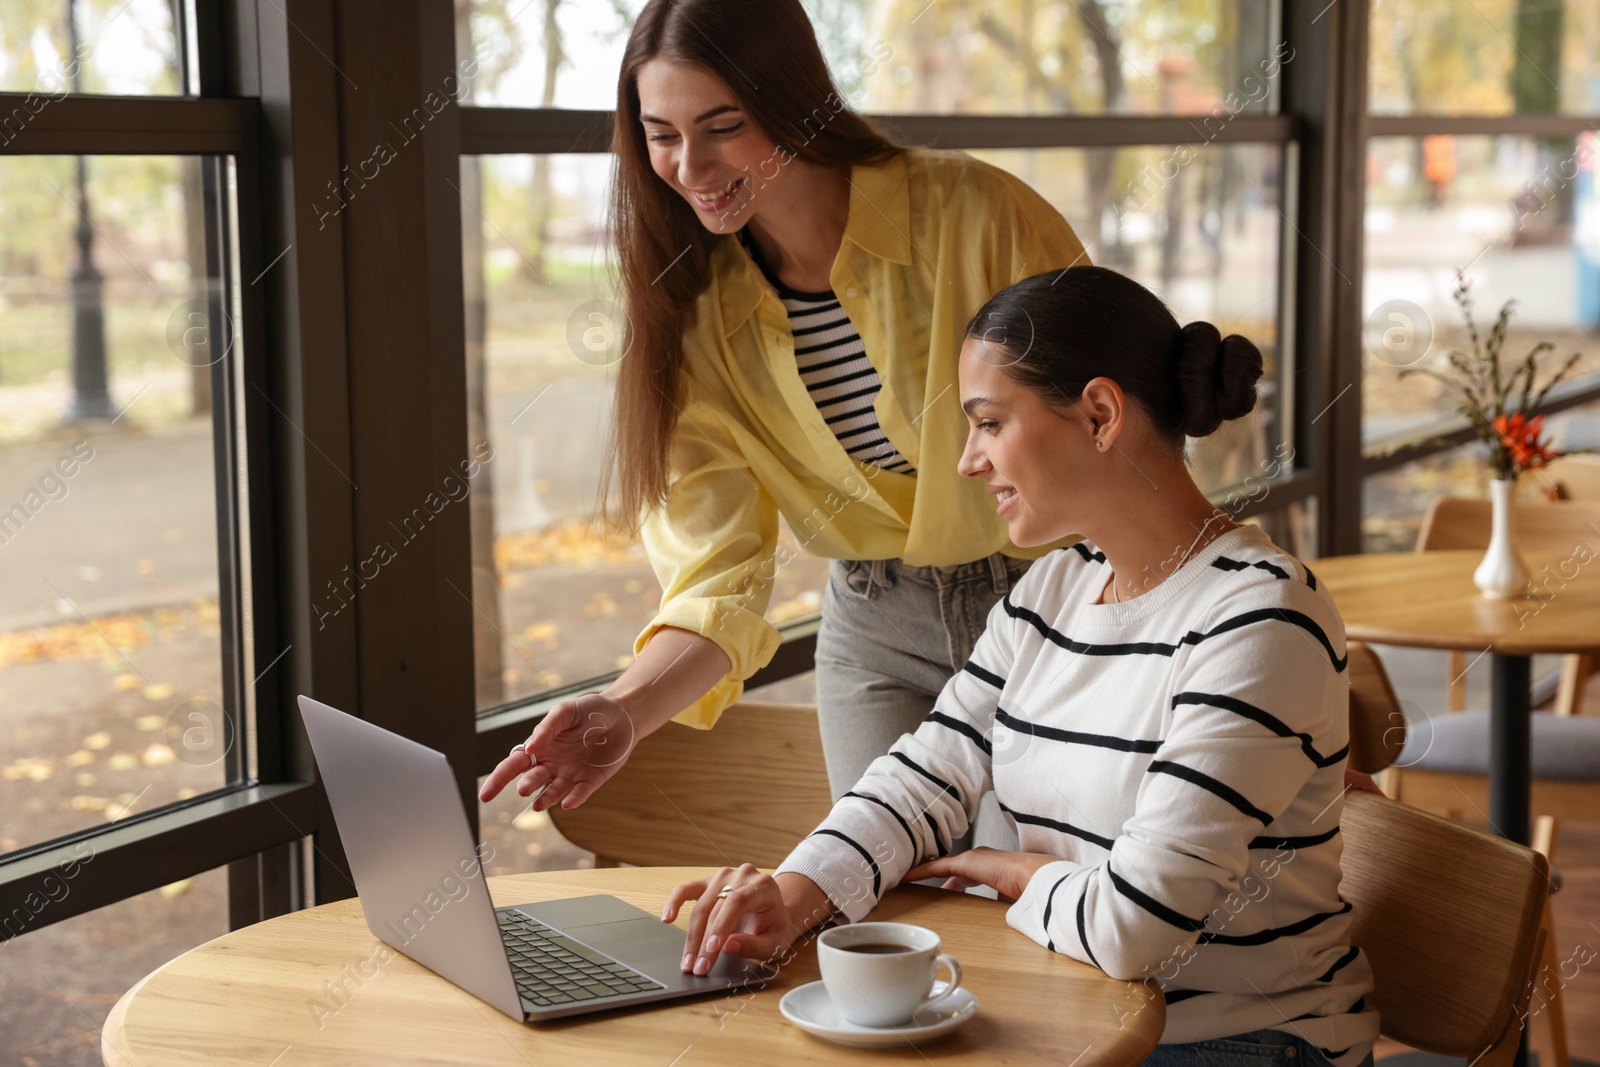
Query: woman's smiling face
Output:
[[956, 336, 1097, 547], [635, 59, 784, 233]]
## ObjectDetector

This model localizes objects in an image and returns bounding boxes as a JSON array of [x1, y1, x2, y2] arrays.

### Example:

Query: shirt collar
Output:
[[841, 149, 913, 267], [715, 151, 913, 337]]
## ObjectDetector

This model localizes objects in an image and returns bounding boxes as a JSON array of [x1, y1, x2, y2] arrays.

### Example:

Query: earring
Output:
[[1096, 439, 1105, 450]]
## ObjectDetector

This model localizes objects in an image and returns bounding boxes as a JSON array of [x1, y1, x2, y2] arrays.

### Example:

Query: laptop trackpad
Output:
[[564, 916, 684, 965], [565, 917, 771, 984]]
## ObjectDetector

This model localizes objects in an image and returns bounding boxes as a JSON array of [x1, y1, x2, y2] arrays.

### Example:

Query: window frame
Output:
[[0, 0, 325, 939]]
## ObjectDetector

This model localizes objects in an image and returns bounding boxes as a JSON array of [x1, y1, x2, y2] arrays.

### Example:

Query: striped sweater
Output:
[[775, 524, 1379, 1064], [737, 226, 916, 474]]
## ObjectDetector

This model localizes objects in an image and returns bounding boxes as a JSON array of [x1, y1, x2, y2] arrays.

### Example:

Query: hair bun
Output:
[[1176, 321, 1263, 437]]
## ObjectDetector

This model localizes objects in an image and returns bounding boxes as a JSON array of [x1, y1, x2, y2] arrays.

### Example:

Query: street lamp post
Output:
[[64, 0, 114, 422]]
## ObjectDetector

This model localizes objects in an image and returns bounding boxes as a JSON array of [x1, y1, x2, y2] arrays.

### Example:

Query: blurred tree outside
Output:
[[0, 0, 184, 438], [1513, 0, 1573, 238], [1369, 0, 1597, 118], [163, 0, 214, 417], [860, 0, 1273, 282], [2, 0, 180, 94], [526, 0, 562, 284], [1369, 0, 1517, 115]]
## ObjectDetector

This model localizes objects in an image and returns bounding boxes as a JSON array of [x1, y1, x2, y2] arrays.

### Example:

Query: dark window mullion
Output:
[[457, 106, 1299, 156], [1368, 114, 1600, 138], [0, 782, 314, 941], [0, 93, 252, 156]]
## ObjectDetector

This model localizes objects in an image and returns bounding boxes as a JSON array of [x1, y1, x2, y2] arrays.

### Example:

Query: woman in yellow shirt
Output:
[[479, 0, 1088, 816]]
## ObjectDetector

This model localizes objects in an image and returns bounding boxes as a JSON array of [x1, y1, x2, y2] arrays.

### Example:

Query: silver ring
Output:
[[716, 885, 734, 900], [510, 742, 526, 755]]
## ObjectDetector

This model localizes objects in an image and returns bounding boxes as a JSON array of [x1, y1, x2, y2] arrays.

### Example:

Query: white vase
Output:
[[1473, 477, 1531, 599]]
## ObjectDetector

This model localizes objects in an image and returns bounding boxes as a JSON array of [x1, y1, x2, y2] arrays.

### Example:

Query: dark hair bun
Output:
[[1176, 321, 1263, 437]]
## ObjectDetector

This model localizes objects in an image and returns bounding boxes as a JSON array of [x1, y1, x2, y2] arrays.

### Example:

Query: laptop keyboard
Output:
[[497, 910, 666, 1009]]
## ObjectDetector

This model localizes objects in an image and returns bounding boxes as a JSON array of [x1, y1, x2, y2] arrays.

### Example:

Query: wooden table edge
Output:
[[103, 967, 158, 1067]]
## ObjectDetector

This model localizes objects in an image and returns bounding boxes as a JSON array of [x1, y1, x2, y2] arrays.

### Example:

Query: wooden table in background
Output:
[[1317, 549, 1600, 845], [102, 867, 1164, 1067]]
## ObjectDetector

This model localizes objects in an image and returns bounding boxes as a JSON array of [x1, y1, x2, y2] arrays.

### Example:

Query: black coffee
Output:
[[842, 942, 915, 954]]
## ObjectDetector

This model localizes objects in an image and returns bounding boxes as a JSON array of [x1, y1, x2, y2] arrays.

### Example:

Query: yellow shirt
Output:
[[634, 146, 1091, 728]]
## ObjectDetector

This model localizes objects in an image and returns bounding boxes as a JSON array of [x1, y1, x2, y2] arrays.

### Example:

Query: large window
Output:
[[0, 152, 244, 856], [455, 0, 1320, 824], [2, 2, 317, 1055], [1360, 0, 1600, 548], [460, 1, 1282, 115], [459, 136, 1294, 715]]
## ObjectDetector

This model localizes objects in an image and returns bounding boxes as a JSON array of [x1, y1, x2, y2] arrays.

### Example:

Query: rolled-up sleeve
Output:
[[633, 371, 783, 730]]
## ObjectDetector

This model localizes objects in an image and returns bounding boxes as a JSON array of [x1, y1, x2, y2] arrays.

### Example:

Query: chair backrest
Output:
[[1340, 790, 1549, 1063], [1415, 495, 1600, 555], [1545, 453, 1600, 502], [547, 701, 834, 869], [1346, 642, 1405, 773]]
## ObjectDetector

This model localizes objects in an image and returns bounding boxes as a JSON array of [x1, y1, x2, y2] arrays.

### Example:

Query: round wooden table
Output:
[[1316, 549, 1600, 845], [102, 867, 1164, 1066]]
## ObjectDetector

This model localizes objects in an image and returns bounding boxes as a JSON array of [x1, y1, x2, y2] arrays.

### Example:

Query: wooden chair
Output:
[[1545, 453, 1600, 504], [1341, 789, 1550, 1067], [546, 700, 834, 869], [1348, 641, 1407, 776], [1540, 460, 1600, 713], [1416, 496, 1600, 716], [1351, 641, 1569, 1067]]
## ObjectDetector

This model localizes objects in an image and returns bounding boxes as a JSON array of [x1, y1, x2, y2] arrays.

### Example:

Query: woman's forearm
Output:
[[600, 625, 733, 739]]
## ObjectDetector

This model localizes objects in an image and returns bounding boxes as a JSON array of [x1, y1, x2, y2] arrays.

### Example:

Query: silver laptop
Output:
[[297, 695, 774, 1022]]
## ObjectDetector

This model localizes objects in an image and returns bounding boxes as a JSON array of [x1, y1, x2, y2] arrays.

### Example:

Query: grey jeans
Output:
[[813, 550, 1033, 852]]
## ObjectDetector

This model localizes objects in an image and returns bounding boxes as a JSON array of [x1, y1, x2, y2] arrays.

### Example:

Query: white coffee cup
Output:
[[816, 921, 963, 1027]]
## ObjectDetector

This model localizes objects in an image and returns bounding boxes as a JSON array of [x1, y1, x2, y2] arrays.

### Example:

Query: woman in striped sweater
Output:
[[664, 266, 1379, 1067]]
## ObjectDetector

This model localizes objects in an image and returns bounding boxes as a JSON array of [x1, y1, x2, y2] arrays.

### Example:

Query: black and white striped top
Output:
[[739, 229, 915, 475], [775, 524, 1379, 1064]]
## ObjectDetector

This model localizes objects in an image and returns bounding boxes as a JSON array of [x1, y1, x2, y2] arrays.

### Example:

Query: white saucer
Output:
[[778, 979, 978, 1047]]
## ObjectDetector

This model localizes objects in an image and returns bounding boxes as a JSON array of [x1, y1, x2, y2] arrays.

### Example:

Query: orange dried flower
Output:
[[1492, 411, 1557, 474]]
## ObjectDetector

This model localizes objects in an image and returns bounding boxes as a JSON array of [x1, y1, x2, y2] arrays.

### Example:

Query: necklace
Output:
[[1110, 512, 1232, 604]]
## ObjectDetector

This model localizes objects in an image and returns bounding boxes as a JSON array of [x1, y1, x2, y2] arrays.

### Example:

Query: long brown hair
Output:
[[599, 0, 904, 533]]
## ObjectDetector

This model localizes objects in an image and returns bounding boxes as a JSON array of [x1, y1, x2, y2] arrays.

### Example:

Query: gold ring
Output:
[[716, 884, 735, 899]]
